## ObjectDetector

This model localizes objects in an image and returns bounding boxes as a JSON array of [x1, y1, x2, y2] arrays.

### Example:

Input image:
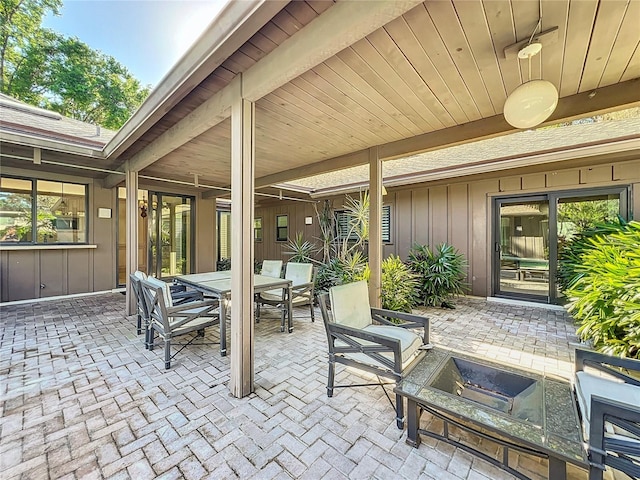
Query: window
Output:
[[0, 176, 87, 244], [382, 205, 391, 243], [335, 205, 391, 243], [254, 217, 263, 242], [276, 215, 288, 242]]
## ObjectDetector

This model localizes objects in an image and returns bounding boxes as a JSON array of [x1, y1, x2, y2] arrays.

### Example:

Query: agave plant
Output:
[[284, 231, 316, 263], [407, 243, 468, 308]]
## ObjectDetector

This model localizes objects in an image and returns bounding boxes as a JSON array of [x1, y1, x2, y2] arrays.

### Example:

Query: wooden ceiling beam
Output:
[[252, 78, 640, 187], [102, 0, 424, 189]]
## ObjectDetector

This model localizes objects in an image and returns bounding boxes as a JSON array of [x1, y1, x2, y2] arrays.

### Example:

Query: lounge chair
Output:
[[319, 280, 430, 428], [574, 348, 640, 479]]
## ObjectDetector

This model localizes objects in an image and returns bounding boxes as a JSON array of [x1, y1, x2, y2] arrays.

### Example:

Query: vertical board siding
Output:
[[395, 190, 413, 260], [449, 183, 470, 265], [470, 180, 498, 297], [40, 251, 65, 297], [412, 188, 429, 249], [429, 185, 449, 247], [68, 250, 91, 294], [6, 251, 38, 301]]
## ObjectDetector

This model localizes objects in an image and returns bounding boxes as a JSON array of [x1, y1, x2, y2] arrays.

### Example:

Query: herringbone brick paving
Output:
[[0, 293, 588, 479]]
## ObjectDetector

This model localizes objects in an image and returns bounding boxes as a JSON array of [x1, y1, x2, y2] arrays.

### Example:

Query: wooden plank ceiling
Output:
[[125, 0, 640, 191]]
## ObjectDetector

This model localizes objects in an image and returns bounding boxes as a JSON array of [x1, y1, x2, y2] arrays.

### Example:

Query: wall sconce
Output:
[[139, 191, 148, 218], [139, 200, 148, 218]]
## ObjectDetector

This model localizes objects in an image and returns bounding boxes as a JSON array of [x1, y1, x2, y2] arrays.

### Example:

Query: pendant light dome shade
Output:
[[503, 79, 558, 129]]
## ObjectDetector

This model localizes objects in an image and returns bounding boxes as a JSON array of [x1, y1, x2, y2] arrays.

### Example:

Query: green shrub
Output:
[[407, 243, 468, 308], [557, 217, 628, 292], [566, 220, 640, 358], [381, 255, 419, 312]]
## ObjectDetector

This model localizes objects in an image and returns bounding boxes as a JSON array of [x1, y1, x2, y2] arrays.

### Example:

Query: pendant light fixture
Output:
[[503, 18, 558, 129]]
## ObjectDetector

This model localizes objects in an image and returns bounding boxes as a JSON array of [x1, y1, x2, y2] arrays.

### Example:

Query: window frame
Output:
[[0, 175, 89, 245], [275, 214, 288, 242], [254, 217, 263, 242], [335, 205, 392, 244]]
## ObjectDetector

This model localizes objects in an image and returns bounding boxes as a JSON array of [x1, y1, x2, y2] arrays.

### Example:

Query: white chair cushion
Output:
[[364, 325, 423, 369], [260, 289, 285, 301], [329, 281, 372, 330], [286, 262, 313, 286], [145, 276, 173, 307], [575, 371, 640, 441], [261, 260, 283, 278]]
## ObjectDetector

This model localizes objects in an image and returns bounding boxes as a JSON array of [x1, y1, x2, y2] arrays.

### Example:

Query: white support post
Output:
[[229, 92, 255, 398], [369, 146, 382, 309], [125, 169, 139, 315]]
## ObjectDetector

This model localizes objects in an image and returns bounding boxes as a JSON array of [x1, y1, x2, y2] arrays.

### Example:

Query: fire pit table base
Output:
[[396, 347, 587, 480], [407, 401, 570, 480]]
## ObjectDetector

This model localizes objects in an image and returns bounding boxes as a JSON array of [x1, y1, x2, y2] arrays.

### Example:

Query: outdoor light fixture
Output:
[[503, 42, 558, 129], [139, 191, 148, 218]]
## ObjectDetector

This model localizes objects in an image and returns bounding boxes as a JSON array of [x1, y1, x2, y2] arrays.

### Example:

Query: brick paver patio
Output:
[[0, 293, 588, 479]]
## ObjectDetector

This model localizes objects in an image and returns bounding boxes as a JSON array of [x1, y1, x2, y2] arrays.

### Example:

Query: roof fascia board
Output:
[[308, 136, 640, 198], [255, 78, 640, 188], [102, 0, 288, 160], [103, 0, 424, 189], [0, 131, 104, 158]]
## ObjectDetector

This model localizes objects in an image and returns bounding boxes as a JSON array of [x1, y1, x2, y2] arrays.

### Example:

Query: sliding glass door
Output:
[[494, 187, 628, 303], [149, 193, 194, 278]]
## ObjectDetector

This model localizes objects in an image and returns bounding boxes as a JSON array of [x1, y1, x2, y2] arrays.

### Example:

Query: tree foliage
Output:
[[1, 0, 150, 129]]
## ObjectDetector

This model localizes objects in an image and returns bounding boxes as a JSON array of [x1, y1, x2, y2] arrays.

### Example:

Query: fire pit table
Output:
[[395, 347, 587, 480]]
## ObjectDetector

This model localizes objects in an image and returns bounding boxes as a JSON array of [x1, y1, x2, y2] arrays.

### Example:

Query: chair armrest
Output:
[[165, 299, 219, 329], [328, 322, 403, 372], [169, 283, 186, 294], [171, 290, 204, 304], [291, 282, 314, 294], [371, 308, 430, 344], [588, 394, 640, 476], [575, 349, 640, 386]]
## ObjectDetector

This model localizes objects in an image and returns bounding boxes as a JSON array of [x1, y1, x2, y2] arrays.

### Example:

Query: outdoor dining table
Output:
[[175, 271, 293, 356]]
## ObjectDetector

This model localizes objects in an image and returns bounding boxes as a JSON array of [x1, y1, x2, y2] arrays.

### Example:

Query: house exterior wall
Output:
[[256, 157, 640, 299], [253, 201, 321, 261], [1, 167, 117, 302], [1, 170, 218, 302]]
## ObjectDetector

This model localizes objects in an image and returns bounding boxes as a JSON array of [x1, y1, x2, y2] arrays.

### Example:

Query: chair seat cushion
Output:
[[171, 315, 218, 335], [336, 325, 423, 371], [575, 371, 640, 441], [260, 289, 285, 301], [364, 325, 423, 368]]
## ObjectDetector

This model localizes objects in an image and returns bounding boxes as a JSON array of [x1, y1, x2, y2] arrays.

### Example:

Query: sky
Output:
[[43, 0, 228, 88]]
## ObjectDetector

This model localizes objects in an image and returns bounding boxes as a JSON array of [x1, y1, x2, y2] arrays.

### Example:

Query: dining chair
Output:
[[260, 260, 283, 278], [141, 276, 219, 369], [256, 262, 315, 331]]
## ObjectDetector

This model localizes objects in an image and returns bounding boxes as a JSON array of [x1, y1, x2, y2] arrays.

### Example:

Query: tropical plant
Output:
[[565, 221, 640, 358], [315, 250, 370, 296], [407, 243, 468, 308], [315, 199, 334, 263], [557, 217, 628, 292], [381, 255, 419, 312], [339, 191, 369, 255], [284, 231, 316, 263]]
